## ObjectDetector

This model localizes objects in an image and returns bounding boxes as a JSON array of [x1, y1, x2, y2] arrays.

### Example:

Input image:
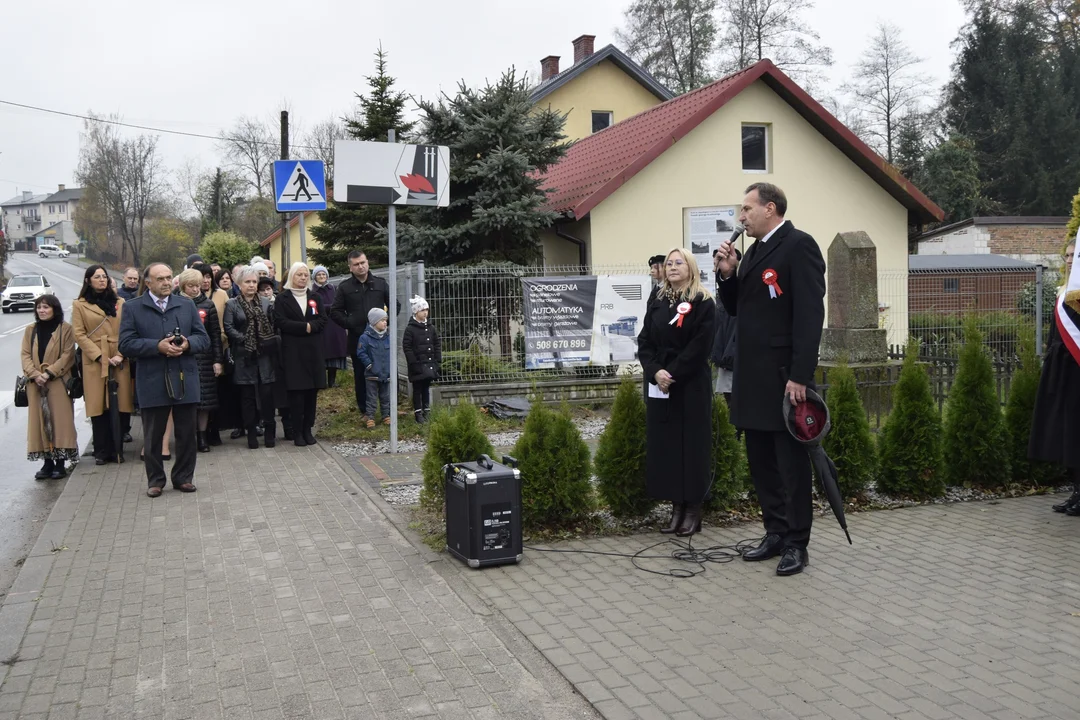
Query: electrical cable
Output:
[[0, 99, 322, 151], [524, 535, 765, 579]]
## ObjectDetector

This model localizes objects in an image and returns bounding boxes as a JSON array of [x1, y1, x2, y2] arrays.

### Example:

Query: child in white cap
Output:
[[402, 296, 441, 423], [355, 307, 392, 428]]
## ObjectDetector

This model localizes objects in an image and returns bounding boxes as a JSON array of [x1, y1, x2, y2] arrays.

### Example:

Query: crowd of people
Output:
[[22, 249, 443, 498]]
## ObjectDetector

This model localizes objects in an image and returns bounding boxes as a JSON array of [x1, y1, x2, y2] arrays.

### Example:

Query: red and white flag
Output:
[[1055, 240, 1080, 366]]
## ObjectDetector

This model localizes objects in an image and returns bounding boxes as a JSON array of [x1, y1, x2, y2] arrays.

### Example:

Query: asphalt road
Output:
[[0, 253, 108, 599]]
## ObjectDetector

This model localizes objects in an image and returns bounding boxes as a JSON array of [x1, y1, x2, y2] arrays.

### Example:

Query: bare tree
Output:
[[219, 116, 276, 198], [716, 0, 834, 83], [616, 0, 719, 94], [841, 22, 931, 163], [75, 115, 166, 266], [301, 116, 347, 179]]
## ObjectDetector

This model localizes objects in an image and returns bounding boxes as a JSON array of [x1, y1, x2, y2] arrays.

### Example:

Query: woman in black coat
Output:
[[223, 267, 279, 449], [275, 263, 328, 446], [402, 296, 441, 423], [638, 248, 716, 537], [1029, 238, 1080, 515], [177, 269, 223, 453]]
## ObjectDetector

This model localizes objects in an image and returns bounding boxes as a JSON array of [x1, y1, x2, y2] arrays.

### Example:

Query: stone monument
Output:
[[819, 231, 888, 363]]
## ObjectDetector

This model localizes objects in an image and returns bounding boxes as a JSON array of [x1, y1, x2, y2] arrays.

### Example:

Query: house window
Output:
[[742, 124, 769, 172], [49, 205, 55, 214], [592, 111, 613, 133], [943, 278, 959, 293]]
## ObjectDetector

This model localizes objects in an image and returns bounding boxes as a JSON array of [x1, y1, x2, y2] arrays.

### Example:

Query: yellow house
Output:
[[260, 211, 324, 271], [530, 35, 674, 142], [538, 59, 944, 343]]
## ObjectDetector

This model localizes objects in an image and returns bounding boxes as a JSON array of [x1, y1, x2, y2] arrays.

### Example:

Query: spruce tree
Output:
[[594, 377, 653, 519], [878, 341, 944, 499], [943, 318, 1010, 488], [822, 362, 876, 500], [514, 403, 594, 530], [420, 403, 494, 511], [1005, 328, 1058, 485], [310, 46, 415, 275]]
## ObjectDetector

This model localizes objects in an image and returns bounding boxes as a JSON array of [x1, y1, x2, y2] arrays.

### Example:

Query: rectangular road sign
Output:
[[333, 139, 449, 207], [274, 160, 327, 212]]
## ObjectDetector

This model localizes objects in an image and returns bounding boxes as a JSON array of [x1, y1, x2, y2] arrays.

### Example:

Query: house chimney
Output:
[[57, 184, 65, 192], [22, 191, 32, 202], [541, 55, 561, 81], [573, 34, 595, 64]]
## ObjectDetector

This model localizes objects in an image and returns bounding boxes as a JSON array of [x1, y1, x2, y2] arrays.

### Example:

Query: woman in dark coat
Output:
[[275, 262, 328, 446], [637, 247, 716, 537], [312, 266, 349, 387], [224, 267, 279, 449], [402, 295, 441, 423], [177, 269, 223, 453], [1030, 238, 1080, 515]]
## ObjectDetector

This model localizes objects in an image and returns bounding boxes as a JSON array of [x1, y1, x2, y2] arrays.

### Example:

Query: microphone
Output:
[[727, 224, 745, 245]]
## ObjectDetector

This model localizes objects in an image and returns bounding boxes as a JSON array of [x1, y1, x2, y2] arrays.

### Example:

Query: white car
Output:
[[37, 244, 69, 258], [2, 274, 51, 313]]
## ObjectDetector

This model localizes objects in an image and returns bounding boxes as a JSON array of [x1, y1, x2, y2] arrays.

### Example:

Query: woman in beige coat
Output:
[[72, 265, 134, 465], [22, 295, 80, 480]]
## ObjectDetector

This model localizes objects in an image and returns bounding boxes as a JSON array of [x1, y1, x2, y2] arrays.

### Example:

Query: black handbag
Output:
[[14, 376, 28, 408], [66, 329, 84, 400]]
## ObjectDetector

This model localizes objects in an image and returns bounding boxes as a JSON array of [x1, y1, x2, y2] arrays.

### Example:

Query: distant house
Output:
[[259, 211, 323, 272], [908, 254, 1038, 314], [914, 216, 1069, 268], [1, 192, 49, 249], [42, 185, 82, 231], [530, 34, 674, 143], [537, 58, 943, 340], [31, 220, 80, 248]]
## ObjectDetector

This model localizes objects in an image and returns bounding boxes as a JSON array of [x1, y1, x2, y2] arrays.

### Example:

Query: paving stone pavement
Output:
[[0, 437, 598, 720]]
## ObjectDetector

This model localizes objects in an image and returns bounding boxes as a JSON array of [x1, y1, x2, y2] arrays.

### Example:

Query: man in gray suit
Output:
[[119, 263, 210, 498]]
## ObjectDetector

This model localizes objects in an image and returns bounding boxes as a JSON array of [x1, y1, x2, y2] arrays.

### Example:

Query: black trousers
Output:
[[239, 383, 276, 434], [142, 404, 197, 488], [412, 379, 432, 412], [744, 429, 813, 549], [351, 355, 368, 415], [90, 413, 129, 461], [288, 390, 317, 434]]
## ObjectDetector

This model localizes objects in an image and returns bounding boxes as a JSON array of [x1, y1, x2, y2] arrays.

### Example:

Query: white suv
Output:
[[37, 244, 69, 258], [2, 274, 51, 313]]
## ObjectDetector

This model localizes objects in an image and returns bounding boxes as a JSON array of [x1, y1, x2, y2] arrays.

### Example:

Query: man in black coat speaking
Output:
[[330, 250, 391, 417], [715, 183, 826, 576]]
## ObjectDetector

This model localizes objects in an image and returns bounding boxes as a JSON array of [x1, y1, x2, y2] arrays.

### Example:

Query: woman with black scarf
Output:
[[223, 266, 280, 449], [21, 295, 79, 479], [72, 265, 134, 465]]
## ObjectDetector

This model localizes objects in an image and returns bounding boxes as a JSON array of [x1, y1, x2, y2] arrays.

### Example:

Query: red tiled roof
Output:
[[541, 59, 944, 224]]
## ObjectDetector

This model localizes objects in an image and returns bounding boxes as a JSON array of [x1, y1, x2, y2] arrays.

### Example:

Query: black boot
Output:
[[264, 424, 276, 448], [35, 459, 55, 480], [1052, 480, 1080, 513], [197, 431, 210, 453], [247, 428, 260, 450], [207, 428, 222, 446], [414, 410, 425, 425], [676, 503, 703, 537], [303, 428, 316, 445], [281, 422, 293, 442], [660, 503, 685, 534], [50, 461, 66, 479]]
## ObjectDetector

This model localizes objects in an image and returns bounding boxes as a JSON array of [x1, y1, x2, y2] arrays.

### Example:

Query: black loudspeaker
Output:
[[445, 454, 523, 568]]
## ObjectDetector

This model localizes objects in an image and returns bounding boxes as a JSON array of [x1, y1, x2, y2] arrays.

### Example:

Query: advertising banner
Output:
[[522, 275, 652, 369]]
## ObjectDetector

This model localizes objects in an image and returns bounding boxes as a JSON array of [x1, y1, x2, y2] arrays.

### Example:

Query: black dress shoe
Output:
[[1052, 489, 1080, 513], [1066, 503, 1080, 517], [742, 534, 783, 561], [95, 458, 107, 466], [122, 433, 133, 443], [776, 547, 809, 576], [231, 428, 245, 440], [303, 431, 316, 445]]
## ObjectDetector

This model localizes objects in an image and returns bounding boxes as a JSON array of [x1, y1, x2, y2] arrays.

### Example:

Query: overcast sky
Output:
[[1, 0, 968, 204]]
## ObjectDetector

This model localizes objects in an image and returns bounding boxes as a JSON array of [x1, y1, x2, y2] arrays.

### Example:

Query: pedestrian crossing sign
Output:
[[274, 160, 327, 212]]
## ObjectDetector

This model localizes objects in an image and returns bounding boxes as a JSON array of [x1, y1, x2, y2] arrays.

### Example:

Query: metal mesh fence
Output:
[[877, 266, 1052, 359]]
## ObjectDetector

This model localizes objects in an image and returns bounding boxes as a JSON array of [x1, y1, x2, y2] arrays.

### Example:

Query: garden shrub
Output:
[[706, 394, 749, 512], [514, 403, 594, 529], [594, 377, 653, 519], [822, 362, 876, 500], [878, 340, 945, 498], [943, 317, 1010, 488], [420, 403, 494, 511], [1005, 327, 1060, 485]]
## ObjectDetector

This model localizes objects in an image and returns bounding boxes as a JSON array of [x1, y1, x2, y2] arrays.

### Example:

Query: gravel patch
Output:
[[382, 483, 422, 506]]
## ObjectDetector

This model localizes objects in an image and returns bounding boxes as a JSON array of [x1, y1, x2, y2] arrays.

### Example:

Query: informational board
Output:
[[273, 160, 327, 212], [684, 206, 739, 288], [522, 275, 652, 369], [333, 139, 450, 207]]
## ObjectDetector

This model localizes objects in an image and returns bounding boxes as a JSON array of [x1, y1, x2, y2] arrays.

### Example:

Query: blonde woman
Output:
[[73, 264, 134, 465], [637, 247, 716, 537], [21, 295, 79, 479]]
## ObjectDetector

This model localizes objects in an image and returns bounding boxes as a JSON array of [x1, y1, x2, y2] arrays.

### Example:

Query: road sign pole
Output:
[[388, 129, 398, 454], [298, 211, 307, 264]]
